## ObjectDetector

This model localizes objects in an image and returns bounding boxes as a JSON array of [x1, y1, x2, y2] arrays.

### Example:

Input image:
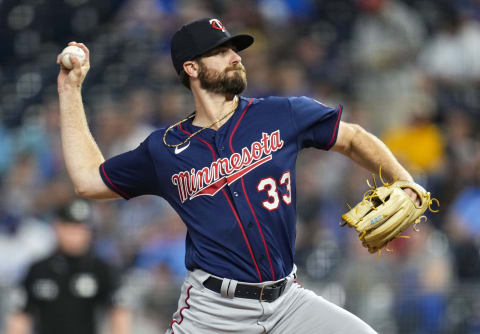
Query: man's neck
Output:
[[191, 89, 238, 130]]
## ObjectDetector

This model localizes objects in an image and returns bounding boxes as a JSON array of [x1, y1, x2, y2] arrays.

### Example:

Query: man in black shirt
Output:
[[6, 199, 130, 334]]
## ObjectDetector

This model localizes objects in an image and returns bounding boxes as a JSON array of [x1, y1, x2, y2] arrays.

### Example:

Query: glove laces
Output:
[[341, 166, 440, 256]]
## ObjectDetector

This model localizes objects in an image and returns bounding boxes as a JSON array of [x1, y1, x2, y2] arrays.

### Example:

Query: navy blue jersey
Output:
[[100, 96, 342, 283]]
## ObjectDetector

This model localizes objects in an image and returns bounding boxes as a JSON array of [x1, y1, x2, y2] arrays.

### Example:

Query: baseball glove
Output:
[[340, 173, 439, 254]]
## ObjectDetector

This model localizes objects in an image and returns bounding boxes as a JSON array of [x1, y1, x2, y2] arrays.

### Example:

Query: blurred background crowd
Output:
[[0, 0, 479, 333]]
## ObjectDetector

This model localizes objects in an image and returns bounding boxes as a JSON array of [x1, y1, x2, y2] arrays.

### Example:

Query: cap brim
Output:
[[194, 34, 254, 59], [228, 34, 254, 52]]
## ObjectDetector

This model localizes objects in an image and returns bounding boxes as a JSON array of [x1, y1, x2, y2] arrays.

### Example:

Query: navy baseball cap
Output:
[[171, 18, 254, 74], [56, 199, 92, 225]]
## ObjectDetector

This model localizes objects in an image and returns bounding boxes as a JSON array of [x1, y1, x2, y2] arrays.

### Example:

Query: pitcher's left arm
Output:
[[331, 121, 418, 202]]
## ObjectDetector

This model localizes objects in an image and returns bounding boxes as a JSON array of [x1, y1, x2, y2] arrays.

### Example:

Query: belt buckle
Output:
[[259, 279, 287, 302]]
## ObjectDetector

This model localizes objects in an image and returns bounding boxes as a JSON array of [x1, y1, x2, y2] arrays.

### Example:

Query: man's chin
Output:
[[199, 72, 246, 95], [227, 68, 246, 75]]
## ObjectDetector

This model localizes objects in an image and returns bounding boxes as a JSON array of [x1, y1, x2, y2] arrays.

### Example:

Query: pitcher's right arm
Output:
[[57, 42, 120, 199]]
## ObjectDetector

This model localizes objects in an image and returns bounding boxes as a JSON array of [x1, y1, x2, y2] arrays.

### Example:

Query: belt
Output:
[[203, 276, 288, 303]]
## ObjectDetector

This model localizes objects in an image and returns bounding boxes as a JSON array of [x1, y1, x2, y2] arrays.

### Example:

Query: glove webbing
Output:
[[341, 168, 439, 256]]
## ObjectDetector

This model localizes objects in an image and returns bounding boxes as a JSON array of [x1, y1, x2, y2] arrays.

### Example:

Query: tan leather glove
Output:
[[341, 179, 439, 254]]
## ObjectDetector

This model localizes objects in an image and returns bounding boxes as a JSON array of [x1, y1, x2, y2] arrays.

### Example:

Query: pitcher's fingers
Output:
[[74, 43, 90, 62], [70, 56, 83, 75], [70, 55, 80, 66], [57, 55, 70, 70], [70, 57, 82, 77]]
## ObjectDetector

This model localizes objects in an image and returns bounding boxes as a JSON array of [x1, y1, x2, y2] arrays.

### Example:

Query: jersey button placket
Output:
[[214, 134, 226, 157], [217, 128, 267, 279]]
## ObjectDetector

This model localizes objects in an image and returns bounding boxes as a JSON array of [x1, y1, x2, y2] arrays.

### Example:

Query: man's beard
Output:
[[197, 61, 247, 96]]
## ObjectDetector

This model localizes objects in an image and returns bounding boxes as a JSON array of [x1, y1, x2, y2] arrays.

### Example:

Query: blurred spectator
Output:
[[130, 207, 187, 327], [5, 199, 131, 334], [419, 6, 480, 83], [432, 109, 478, 216], [2, 153, 41, 218], [382, 93, 445, 175], [153, 88, 191, 126], [92, 98, 125, 156], [108, 89, 156, 157], [257, 0, 315, 23], [134, 207, 187, 283], [446, 153, 480, 282], [275, 60, 311, 96], [0, 215, 54, 287], [391, 225, 452, 334], [350, 0, 426, 133], [419, 4, 480, 116]]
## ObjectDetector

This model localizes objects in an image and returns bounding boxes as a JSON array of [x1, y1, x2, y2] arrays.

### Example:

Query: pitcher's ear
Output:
[[183, 61, 199, 78]]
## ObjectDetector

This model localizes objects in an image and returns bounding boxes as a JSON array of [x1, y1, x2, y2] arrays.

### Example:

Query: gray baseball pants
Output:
[[165, 267, 377, 334]]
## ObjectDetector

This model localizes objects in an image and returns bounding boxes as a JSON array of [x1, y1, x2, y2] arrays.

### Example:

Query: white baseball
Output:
[[61, 45, 86, 69]]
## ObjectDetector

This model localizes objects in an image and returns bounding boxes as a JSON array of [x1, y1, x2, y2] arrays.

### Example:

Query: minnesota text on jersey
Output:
[[171, 130, 284, 202]]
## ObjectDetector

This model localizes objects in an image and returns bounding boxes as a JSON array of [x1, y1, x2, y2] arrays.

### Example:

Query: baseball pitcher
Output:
[[56, 18, 434, 334]]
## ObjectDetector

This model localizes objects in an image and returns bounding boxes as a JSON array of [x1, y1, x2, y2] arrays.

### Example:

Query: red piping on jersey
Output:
[[178, 123, 263, 282], [100, 163, 131, 199], [326, 104, 343, 149], [228, 98, 253, 151], [169, 284, 192, 332], [228, 98, 276, 281]]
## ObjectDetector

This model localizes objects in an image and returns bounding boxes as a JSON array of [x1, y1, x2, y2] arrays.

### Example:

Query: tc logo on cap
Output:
[[209, 19, 225, 32]]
